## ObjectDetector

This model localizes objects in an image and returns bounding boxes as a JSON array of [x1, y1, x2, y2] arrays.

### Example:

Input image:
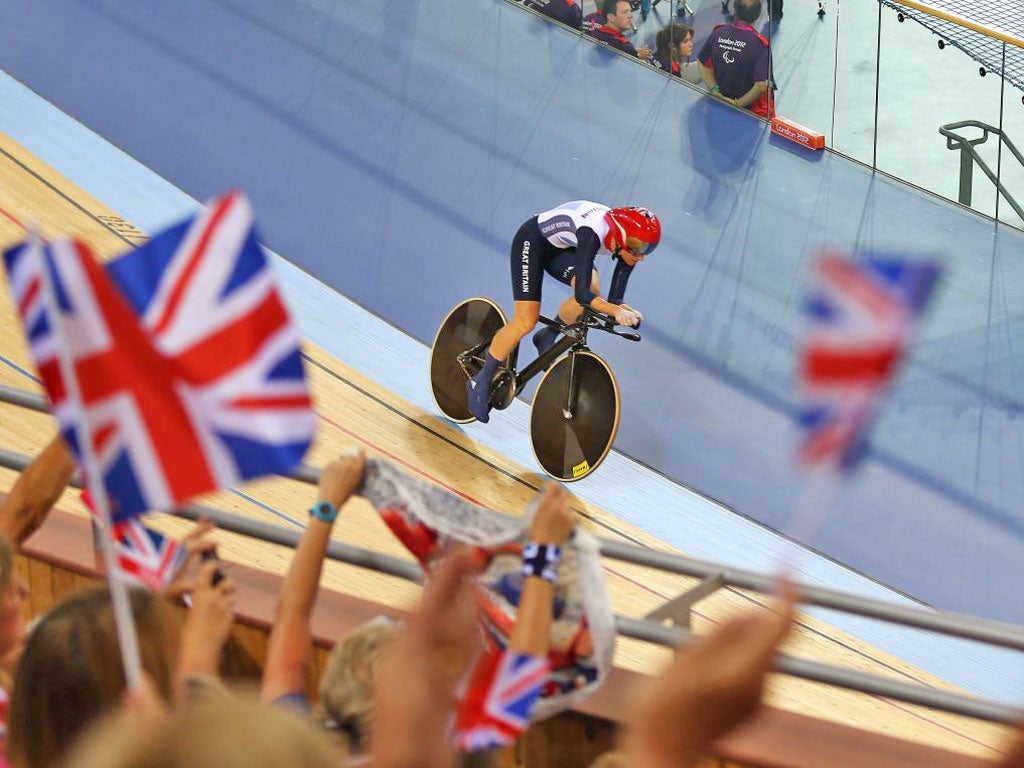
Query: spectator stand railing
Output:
[[939, 119, 1024, 221], [2, 382, 1023, 726]]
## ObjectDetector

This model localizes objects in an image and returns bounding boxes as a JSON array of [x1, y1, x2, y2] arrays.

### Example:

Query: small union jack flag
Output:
[[110, 519, 188, 592], [452, 649, 550, 751], [82, 490, 187, 592], [797, 252, 941, 469], [3, 192, 315, 521]]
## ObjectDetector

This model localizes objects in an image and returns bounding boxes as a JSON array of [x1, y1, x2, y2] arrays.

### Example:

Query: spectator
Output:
[[723, 0, 782, 21], [621, 583, 795, 768], [65, 696, 339, 768], [653, 23, 701, 83], [698, 0, 774, 118], [524, 0, 582, 30], [7, 568, 235, 768], [371, 549, 480, 768], [262, 450, 404, 764], [7, 588, 177, 768], [264, 455, 576, 759], [0, 539, 27, 682], [0, 537, 26, 768], [587, 0, 651, 61], [318, 616, 398, 756], [588, 753, 628, 768], [0, 436, 74, 548], [260, 450, 368, 716]]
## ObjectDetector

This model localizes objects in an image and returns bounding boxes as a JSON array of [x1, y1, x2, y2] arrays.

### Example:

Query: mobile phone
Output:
[[201, 548, 225, 587]]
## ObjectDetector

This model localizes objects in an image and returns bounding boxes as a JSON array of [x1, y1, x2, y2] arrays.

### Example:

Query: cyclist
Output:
[[467, 200, 660, 423]]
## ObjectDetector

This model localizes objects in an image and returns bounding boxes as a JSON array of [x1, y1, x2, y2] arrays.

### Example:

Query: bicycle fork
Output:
[[562, 351, 581, 420]]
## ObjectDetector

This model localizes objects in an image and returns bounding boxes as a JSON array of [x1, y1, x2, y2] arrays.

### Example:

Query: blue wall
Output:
[[2, 0, 1023, 622]]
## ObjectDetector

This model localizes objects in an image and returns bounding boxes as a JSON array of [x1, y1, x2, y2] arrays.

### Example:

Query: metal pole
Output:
[[599, 538, 1024, 652], [616, 616, 1024, 725], [959, 146, 975, 206]]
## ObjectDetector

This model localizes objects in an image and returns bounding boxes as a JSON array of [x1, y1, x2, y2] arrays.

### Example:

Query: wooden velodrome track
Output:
[[0, 131, 1012, 760]]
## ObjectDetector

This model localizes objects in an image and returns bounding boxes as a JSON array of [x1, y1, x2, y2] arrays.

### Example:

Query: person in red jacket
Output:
[[586, 0, 651, 61]]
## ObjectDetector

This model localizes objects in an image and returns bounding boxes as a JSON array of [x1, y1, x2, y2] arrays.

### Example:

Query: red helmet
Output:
[[604, 206, 661, 256]]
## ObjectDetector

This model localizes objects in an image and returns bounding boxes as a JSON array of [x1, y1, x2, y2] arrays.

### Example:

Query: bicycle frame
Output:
[[506, 309, 640, 413], [513, 317, 589, 388], [455, 306, 639, 414]]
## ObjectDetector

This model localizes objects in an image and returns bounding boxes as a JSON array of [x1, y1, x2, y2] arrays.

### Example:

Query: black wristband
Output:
[[522, 542, 561, 583]]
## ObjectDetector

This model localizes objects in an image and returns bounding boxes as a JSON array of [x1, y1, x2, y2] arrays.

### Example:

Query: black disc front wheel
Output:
[[429, 297, 507, 422], [530, 351, 620, 481]]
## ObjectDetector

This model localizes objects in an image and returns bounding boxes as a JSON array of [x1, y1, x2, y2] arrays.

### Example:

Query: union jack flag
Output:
[[3, 192, 315, 520], [113, 519, 187, 591], [452, 649, 550, 751], [83, 490, 187, 591], [797, 252, 941, 469]]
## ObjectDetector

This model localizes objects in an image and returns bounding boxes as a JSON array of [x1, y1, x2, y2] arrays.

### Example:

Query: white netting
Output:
[[878, 0, 1024, 92]]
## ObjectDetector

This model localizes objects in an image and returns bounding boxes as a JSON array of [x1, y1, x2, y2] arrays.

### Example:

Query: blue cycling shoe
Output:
[[467, 354, 500, 423], [532, 326, 560, 357], [466, 374, 491, 423]]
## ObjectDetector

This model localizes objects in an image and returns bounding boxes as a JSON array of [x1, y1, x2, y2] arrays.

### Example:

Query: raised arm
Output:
[[509, 483, 576, 656], [0, 435, 75, 547], [622, 584, 796, 768], [261, 450, 366, 704]]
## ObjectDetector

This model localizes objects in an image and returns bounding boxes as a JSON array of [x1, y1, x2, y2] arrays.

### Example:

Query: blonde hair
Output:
[[66, 696, 339, 768], [588, 752, 629, 768], [318, 616, 399, 752]]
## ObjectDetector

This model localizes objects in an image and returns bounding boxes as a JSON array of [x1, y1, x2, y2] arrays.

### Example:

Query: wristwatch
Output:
[[309, 501, 339, 523]]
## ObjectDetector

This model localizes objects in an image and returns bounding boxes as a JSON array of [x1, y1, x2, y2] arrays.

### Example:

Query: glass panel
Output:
[[875, 6, 1003, 218], [831, 0, 879, 165], [764, 0, 833, 137], [997, 44, 1024, 229], [518, 0, 586, 34]]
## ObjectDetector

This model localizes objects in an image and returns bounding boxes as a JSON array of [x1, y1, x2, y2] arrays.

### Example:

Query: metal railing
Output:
[[2, 383, 1023, 725], [940, 119, 1024, 222]]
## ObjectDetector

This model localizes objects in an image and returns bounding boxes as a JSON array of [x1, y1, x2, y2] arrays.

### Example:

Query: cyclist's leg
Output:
[[469, 300, 540, 422], [467, 220, 544, 422], [532, 254, 599, 355], [490, 300, 541, 361]]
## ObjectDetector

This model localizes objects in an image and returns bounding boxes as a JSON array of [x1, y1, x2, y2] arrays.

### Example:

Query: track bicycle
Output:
[[429, 297, 641, 481]]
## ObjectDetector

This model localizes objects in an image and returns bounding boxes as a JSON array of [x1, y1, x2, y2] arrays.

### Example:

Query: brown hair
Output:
[[0, 535, 13, 591], [7, 587, 178, 768], [66, 696, 339, 768], [654, 23, 694, 62]]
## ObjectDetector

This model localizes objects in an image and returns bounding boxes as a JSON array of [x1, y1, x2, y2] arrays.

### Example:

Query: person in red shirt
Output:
[[586, 0, 651, 61], [697, 0, 774, 118]]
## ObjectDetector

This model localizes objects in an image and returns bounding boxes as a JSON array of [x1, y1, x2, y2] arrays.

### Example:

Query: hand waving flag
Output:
[[797, 252, 941, 470]]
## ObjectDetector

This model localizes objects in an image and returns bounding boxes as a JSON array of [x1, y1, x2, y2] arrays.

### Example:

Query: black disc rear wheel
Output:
[[429, 297, 507, 422]]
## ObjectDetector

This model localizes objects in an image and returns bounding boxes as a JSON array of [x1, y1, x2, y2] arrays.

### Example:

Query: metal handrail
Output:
[[2, 383, 1023, 725], [939, 119, 1024, 222]]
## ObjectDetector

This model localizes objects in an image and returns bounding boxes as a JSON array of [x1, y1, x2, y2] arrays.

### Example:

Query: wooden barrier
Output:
[[11, 505, 1000, 768]]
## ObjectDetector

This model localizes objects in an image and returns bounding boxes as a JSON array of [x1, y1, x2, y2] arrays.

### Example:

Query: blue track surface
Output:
[[0, 0, 1022, 675]]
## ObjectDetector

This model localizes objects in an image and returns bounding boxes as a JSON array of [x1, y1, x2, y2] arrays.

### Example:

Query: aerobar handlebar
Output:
[[582, 306, 642, 342]]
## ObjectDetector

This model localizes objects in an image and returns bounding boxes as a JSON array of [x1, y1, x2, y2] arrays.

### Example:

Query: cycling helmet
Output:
[[604, 206, 661, 256]]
